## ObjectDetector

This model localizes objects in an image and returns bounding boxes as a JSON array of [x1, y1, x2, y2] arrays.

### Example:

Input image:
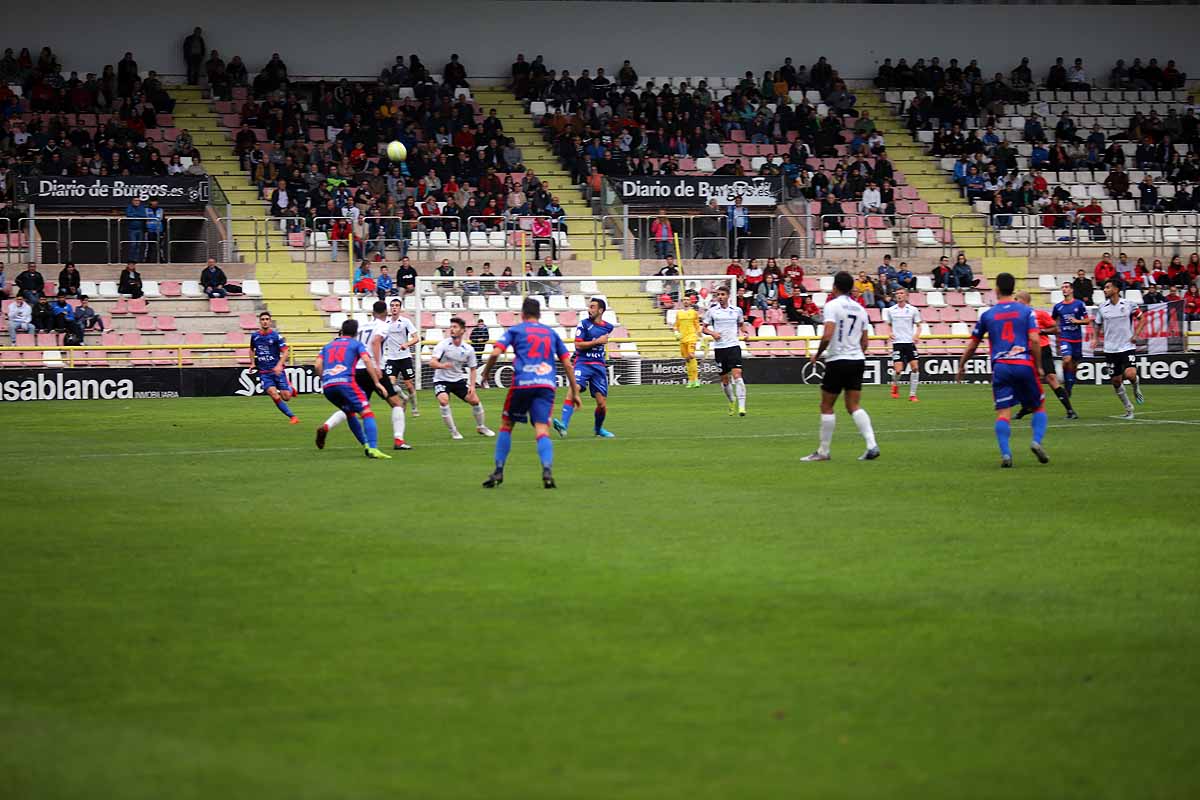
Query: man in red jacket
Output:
[[1093, 252, 1118, 287]]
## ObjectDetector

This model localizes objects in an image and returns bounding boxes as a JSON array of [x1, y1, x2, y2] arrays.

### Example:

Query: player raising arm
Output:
[[249, 311, 299, 424], [956, 272, 1048, 468], [481, 298, 581, 489], [801, 271, 880, 462], [1094, 279, 1146, 419], [313, 319, 391, 459], [554, 297, 616, 438], [430, 316, 494, 439]]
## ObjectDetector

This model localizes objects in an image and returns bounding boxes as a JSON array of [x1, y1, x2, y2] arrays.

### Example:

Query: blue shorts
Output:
[[259, 370, 294, 395], [992, 361, 1044, 411], [574, 361, 609, 397], [323, 382, 370, 414], [502, 386, 556, 426], [1058, 340, 1083, 360]]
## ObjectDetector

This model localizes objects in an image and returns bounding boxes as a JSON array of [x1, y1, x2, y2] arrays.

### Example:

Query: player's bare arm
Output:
[[481, 349, 502, 385], [956, 337, 981, 382], [701, 322, 720, 340], [313, 354, 324, 376], [562, 352, 582, 407], [362, 352, 386, 394], [275, 345, 288, 373], [810, 321, 835, 363]]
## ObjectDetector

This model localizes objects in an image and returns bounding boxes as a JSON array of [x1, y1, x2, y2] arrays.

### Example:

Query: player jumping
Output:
[[249, 311, 299, 424], [1015, 291, 1077, 419], [801, 271, 880, 462], [430, 316, 494, 439], [1095, 279, 1146, 419], [673, 294, 702, 387], [956, 272, 1049, 468], [480, 298, 581, 489], [884, 287, 921, 402], [701, 285, 751, 416], [1051, 281, 1091, 396], [554, 297, 615, 438], [313, 319, 391, 459]]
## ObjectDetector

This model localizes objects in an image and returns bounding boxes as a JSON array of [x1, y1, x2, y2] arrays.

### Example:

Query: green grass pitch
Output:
[[1, 384, 1198, 799]]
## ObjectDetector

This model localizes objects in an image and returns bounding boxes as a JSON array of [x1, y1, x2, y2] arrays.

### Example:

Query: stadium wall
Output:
[[11, 2, 1200, 83]]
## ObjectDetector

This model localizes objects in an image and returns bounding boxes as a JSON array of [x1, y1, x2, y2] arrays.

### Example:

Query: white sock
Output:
[[391, 405, 406, 442], [852, 408, 878, 450], [1116, 384, 1132, 409], [409, 390, 419, 412], [472, 403, 486, 428], [734, 378, 746, 408], [323, 410, 346, 430], [440, 403, 457, 433], [722, 381, 734, 402], [909, 370, 918, 397], [818, 413, 836, 456]]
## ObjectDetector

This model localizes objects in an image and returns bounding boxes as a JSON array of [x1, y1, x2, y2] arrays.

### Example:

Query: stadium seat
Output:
[[159, 281, 182, 297], [142, 280, 162, 299], [319, 296, 341, 312], [128, 298, 149, 314], [310, 280, 330, 295], [332, 280, 351, 295], [111, 298, 129, 315], [242, 280, 262, 296], [79, 281, 98, 297], [238, 313, 258, 330], [157, 315, 177, 331], [210, 297, 231, 313], [181, 281, 203, 297], [135, 316, 157, 332]]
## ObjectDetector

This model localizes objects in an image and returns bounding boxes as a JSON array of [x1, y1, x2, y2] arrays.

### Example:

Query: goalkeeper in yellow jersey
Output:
[[673, 294, 702, 387]]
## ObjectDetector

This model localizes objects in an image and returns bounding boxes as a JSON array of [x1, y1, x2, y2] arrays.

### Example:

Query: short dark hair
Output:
[[522, 297, 541, 318], [373, 301, 387, 314], [1103, 278, 1119, 289], [340, 319, 359, 337], [259, 311, 271, 318], [449, 316, 465, 328], [833, 270, 854, 293], [995, 272, 1016, 295], [591, 296, 607, 312]]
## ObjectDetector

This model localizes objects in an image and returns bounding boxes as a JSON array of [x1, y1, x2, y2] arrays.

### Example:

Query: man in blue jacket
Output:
[[726, 195, 750, 258], [125, 197, 149, 262]]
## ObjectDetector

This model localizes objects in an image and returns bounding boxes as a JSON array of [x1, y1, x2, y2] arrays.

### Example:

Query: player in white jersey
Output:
[[430, 316, 494, 439], [317, 300, 412, 450], [802, 271, 880, 462], [1094, 278, 1145, 418], [700, 285, 752, 416], [381, 299, 420, 411], [884, 288, 922, 401]]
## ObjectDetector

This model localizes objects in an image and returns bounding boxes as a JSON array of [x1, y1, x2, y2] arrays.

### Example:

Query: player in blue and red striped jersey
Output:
[[956, 272, 1050, 469], [553, 297, 616, 438], [480, 297, 581, 488], [249, 311, 299, 424], [1051, 281, 1092, 396], [313, 319, 392, 460]]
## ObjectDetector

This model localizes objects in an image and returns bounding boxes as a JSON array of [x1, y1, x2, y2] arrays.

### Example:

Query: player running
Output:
[[1094, 279, 1146, 419], [317, 301, 411, 450], [249, 311, 299, 424], [480, 298, 581, 489], [956, 272, 1049, 468], [430, 316, 494, 440], [382, 298, 420, 413], [673, 294, 702, 387], [1051, 281, 1091, 396], [1015, 291, 1077, 419], [801, 271, 880, 462], [553, 297, 615, 438], [883, 287, 921, 402], [701, 285, 752, 416], [313, 319, 391, 459]]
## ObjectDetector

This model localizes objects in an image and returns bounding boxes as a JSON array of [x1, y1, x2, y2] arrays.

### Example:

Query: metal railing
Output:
[[14, 215, 219, 264]]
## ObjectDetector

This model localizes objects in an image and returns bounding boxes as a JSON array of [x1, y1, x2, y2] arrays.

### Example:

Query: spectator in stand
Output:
[[442, 54, 468, 89], [694, 199, 723, 259], [1143, 285, 1166, 305], [896, 261, 917, 290], [1168, 255, 1191, 288], [1150, 259, 1169, 287], [376, 266, 396, 300], [782, 255, 805, 286], [1077, 199, 1106, 240], [144, 199, 164, 262], [15, 263, 45, 302], [6, 295, 33, 342], [931, 255, 950, 289], [395, 257, 418, 296], [1184, 285, 1200, 320], [537, 256, 563, 294], [114, 261, 142, 300], [1104, 164, 1131, 199], [461, 266, 482, 296], [50, 291, 83, 341], [1072, 269, 1094, 302], [31, 295, 55, 333], [353, 260, 376, 295], [726, 195, 750, 257], [124, 196, 148, 261], [1066, 59, 1091, 91], [1137, 175, 1160, 212], [947, 253, 979, 289], [617, 60, 638, 88], [200, 258, 227, 298], [470, 316, 490, 355], [650, 211, 673, 259], [1094, 252, 1118, 288], [57, 262, 81, 297], [76, 295, 103, 334], [183, 27, 206, 85]]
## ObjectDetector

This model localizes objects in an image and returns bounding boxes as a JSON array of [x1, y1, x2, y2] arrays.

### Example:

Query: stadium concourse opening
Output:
[[2, 2, 1200, 797]]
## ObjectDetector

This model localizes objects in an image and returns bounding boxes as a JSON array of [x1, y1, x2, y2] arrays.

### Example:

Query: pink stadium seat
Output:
[[420, 312, 436, 327], [101, 331, 120, 347], [940, 306, 962, 322], [801, 277, 820, 292], [159, 281, 182, 297], [238, 313, 258, 330], [43, 282, 57, 296], [135, 316, 157, 332], [319, 296, 341, 312], [184, 332, 205, 345], [909, 293, 926, 306], [945, 291, 965, 306], [225, 331, 251, 365], [867, 307, 882, 323], [128, 297, 149, 314], [498, 312, 518, 327], [932, 323, 952, 336], [210, 297, 231, 313], [923, 307, 942, 322], [729, 129, 746, 142], [111, 298, 129, 315], [164, 333, 192, 365], [556, 311, 577, 327], [80, 350, 107, 367], [36, 333, 60, 347], [156, 315, 177, 331]]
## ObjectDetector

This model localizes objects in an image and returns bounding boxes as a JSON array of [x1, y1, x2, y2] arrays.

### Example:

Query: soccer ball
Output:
[[386, 141, 407, 162]]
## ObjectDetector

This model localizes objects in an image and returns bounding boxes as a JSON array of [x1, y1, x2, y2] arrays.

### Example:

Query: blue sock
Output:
[[362, 414, 379, 448], [536, 433, 553, 468], [594, 407, 606, 433], [1031, 410, 1048, 445], [1064, 370, 1075, 392], [494, 429, 512, 469], [560, 402, 575, 430], [273, 397, 294, 418], [994, 418, 1012, 458], [346, 414, 366, 445]]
